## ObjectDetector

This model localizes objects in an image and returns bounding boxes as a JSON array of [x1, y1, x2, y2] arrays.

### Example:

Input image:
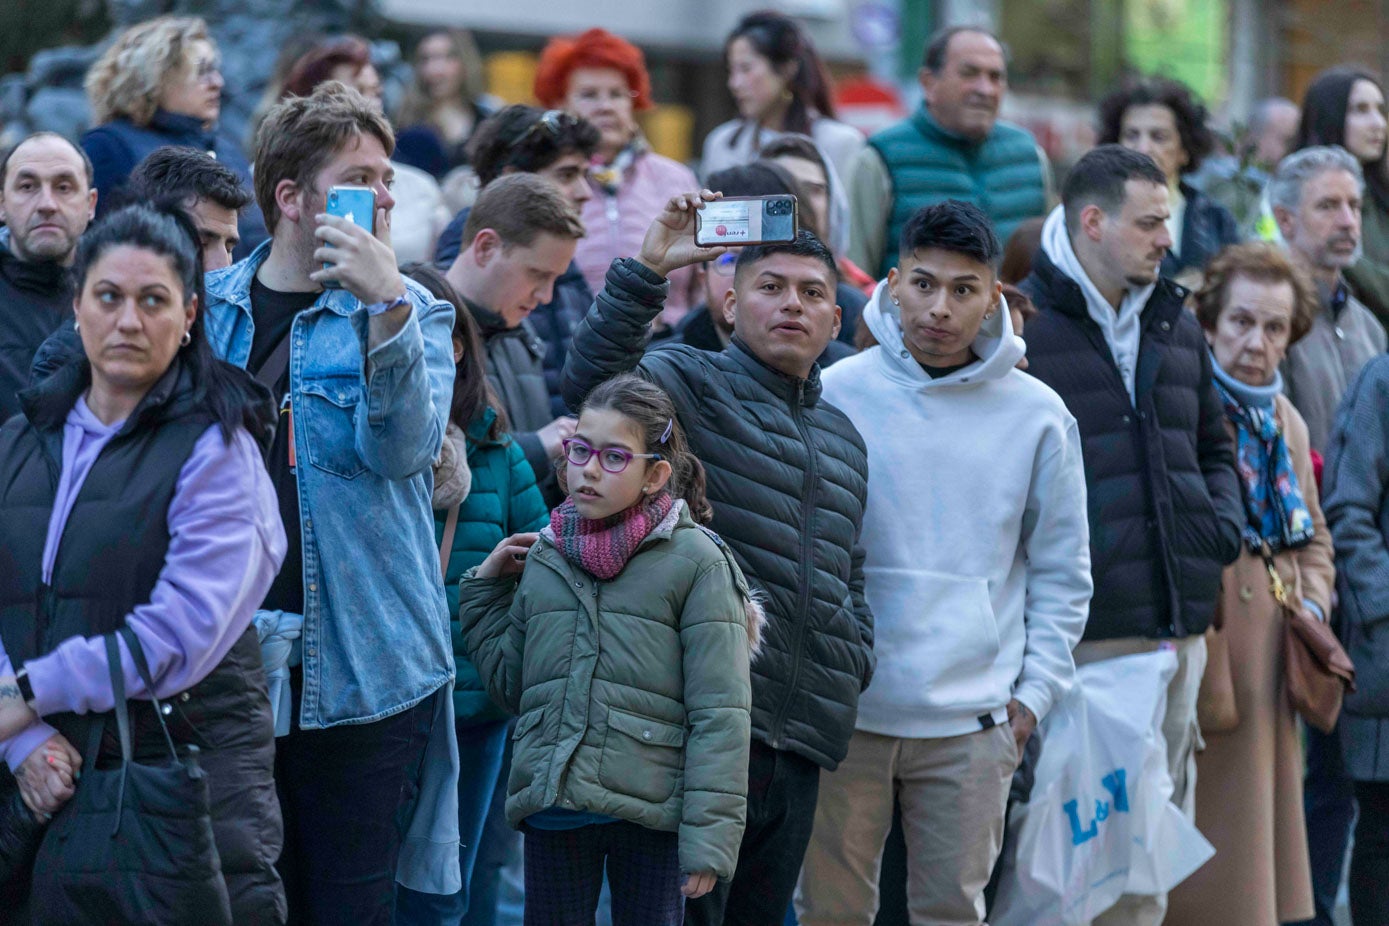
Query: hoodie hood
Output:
[[861, 278, 1025, 389]]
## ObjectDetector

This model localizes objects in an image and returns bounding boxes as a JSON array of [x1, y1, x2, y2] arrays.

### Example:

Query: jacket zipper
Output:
[[769, 378, 817, 749]]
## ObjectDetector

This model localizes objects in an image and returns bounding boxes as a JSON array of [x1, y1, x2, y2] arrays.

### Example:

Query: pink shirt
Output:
[[576, 152, 701, 327]]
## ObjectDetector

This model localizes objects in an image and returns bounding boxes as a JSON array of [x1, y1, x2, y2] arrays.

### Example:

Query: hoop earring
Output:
[[180, 330, 192, 347]]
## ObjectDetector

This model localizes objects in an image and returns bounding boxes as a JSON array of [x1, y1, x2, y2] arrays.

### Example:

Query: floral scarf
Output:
[[550, 489, 675, 580], [1213, 377, 1315, 553], [589, 135, 649, 198]]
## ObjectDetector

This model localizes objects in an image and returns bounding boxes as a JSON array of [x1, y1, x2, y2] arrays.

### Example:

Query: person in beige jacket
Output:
[[1166, 242, 1333, 926]]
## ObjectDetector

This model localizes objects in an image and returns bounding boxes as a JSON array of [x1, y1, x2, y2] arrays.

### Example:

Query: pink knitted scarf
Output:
[[550, 490, 675, 580]]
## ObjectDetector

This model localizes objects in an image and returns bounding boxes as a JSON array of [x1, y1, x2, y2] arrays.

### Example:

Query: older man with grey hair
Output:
[[1273, 145, 1387, 453]]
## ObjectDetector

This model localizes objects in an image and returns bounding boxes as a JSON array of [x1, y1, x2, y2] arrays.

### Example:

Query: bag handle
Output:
[[116, 626, 179, 761], [104, 632, 132, 836], [439, 503, 460, 581]]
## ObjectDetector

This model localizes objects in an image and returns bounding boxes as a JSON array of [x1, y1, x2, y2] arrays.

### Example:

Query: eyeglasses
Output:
[[518, 110, 579, 145], [193, 57, 222, 84], [710, 252, 739, 277], [562, 438, 662, 474]]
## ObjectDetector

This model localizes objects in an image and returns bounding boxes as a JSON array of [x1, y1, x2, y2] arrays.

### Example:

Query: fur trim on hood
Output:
[[743, 587, 768, 660], [431, 422, 472, 509]]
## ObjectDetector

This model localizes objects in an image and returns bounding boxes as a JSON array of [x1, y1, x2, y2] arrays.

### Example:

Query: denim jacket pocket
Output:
[[299, 377, 367, 479]]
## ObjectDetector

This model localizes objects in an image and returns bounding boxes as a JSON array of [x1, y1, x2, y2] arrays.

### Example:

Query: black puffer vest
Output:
[[0, 357, 285, 923]]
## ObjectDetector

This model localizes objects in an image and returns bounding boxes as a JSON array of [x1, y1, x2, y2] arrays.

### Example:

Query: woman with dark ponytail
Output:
[[461, 374, 761, 925], [701, 10, 864, 192], [0, 203, 287, 922]]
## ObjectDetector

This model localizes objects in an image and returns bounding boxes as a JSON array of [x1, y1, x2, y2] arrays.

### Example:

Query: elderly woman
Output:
[[1098, 77, 1240, 286], [81, 16, 266, 253], [1165, 242, 1328, 926], [701, 11, 863, 190], [0, 204, 285, 922], [1297, 66, 1389, 326], [534, 28, 702, 326]]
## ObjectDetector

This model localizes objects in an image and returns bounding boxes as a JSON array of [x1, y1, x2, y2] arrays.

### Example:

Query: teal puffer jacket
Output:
[[460, 502, 764, 880], [436, 409, 549, 724]]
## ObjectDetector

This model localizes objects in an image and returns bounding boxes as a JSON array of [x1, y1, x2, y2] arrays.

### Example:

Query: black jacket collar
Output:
[[726, 336, 823, 408]]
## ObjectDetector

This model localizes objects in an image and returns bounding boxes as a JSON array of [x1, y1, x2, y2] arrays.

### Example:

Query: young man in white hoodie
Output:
[[796, 200, 1093, 926]]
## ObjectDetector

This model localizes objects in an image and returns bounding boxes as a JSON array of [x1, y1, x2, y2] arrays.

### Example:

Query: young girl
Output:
[[461, 374, 763, 926]]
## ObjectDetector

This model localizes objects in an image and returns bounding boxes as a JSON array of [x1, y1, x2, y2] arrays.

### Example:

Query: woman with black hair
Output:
[[1297, 66, 1389, 325], [0, 204, 286, 922], [1098, 76, 1242, 285], [701, 11, 863, 188]]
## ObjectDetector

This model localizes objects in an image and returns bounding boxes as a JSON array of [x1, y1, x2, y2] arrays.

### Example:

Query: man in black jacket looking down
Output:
[[1021, 145, 1243, 926], [0, 133, 96, 418], [563, 192, 873, 926]]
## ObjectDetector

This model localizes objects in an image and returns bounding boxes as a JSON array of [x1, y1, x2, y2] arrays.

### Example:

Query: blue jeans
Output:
[[396, 719, 510, 925], [1289, 723, 1357, 926]]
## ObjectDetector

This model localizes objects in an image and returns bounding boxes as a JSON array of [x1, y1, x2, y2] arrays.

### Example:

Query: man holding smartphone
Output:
[[563, 193, 873, 926], [203, 82, 456, 925]]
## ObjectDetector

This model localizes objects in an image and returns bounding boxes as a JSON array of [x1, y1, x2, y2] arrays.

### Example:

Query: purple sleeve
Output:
[[21, 425, 287, 717], [0, 640, 57, 770]]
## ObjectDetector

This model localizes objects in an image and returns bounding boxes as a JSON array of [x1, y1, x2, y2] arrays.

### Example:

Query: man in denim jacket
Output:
[[203, 82, 455, 924]]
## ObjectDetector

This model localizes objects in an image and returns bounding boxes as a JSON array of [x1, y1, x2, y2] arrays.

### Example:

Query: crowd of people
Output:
[[0, 9, 1386, 926]]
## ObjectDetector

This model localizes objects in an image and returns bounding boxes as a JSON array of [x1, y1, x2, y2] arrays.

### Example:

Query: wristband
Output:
[[364, 293, 409, 317], [14, 666, 34, 705]]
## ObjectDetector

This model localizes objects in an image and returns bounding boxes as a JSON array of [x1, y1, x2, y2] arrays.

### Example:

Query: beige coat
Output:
[[1167, 394, 1333, 926]]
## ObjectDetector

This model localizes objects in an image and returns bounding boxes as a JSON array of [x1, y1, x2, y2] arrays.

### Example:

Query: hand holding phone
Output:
[[318, 186, 375, 290], [694, 195, 798, 248], [636, 190, 734, 280]]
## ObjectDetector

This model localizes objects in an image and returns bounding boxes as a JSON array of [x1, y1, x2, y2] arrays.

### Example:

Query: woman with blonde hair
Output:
[[394, 30, 498, 180], [81, 16, 266, 252]]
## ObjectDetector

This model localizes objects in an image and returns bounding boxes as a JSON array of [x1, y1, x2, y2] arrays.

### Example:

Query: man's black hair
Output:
[[921, 26, 1009, 73], [123, 145, 253, 212], [0, 132, 94, 188], [898, 199, 1001, 268], [734, 229, 839, 287], [1061, 144, 1168, 237], [466, 105, 601, 188]]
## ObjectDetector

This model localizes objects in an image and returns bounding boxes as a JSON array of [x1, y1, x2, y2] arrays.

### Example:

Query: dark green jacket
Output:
[[436, 409, 549, 724], [869, 106, 1047, 278], [459, 503, 762, 880]]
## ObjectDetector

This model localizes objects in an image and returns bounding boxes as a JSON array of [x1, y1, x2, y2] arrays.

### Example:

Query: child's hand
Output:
[[476, 533, 540, 579], [681, 871, 716, 899]]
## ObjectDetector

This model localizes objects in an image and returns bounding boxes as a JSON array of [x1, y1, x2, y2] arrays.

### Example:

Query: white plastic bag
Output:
[[990, 650, 1214, 926]]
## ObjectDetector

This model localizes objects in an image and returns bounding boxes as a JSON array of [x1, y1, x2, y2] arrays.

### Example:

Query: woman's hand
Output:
[[681, 870, 717, 899], [475, 533, 540, 579], [0, 676, 38, 741], [636, 190, 729, 279], [15, 733, 81, 821]]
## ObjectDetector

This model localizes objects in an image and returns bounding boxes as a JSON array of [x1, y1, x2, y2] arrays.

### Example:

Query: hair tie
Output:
[[659, 418, 674, 445]]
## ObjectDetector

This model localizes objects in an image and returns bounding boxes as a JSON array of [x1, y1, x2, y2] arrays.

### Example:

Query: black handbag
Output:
[[30, 627, 232, 925]]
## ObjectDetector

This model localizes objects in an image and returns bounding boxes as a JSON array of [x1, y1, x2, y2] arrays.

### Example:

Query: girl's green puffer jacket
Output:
[[459, 501, 765, 881]]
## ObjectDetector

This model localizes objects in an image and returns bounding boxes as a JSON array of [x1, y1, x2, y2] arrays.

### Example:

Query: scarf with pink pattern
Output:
[[549, 490, 676, 580]]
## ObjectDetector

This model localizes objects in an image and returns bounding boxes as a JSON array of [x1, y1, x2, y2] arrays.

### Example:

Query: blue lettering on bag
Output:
[[1064, 767, 1130, 846]]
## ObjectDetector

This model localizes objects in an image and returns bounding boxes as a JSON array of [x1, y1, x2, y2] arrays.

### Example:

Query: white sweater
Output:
[[821, 283, 1093, 738]]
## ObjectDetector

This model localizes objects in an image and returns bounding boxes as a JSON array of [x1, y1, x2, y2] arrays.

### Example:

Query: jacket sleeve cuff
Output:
[[2, 721, 58, 773], [1011, 682, 1054, 726]]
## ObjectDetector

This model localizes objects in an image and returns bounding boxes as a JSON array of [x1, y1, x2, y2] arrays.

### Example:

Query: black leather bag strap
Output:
[[116, 626, 178, 761]]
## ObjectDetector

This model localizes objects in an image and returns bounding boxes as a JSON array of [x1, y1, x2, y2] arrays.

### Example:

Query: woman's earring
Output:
[[180, 330, 192, 347], [72, 319, 79, 332]]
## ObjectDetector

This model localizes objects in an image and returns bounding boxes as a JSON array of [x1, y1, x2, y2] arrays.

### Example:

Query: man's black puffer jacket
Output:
[[563, 257, 873, 770], [1021, 248, 1243, 641]]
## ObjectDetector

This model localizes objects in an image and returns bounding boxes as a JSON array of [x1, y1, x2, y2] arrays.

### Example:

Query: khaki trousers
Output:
[[1072, 634, 1208, 926], [795, 724, 1016, 926]]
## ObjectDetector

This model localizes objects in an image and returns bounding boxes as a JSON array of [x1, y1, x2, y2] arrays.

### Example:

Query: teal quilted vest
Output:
[[869, 106, 1047, 277]]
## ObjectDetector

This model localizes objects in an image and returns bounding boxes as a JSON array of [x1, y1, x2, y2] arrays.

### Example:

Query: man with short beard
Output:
[[0, 133, 96, 418], [1275, 145, 1387, 453], [1021, 144, 1242, 926]]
